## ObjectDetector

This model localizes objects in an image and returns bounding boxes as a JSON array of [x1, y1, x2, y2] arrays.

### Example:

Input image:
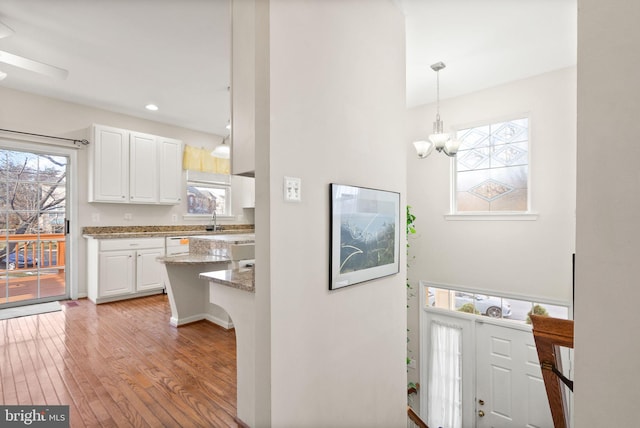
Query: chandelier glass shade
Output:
[[211, 136, 230, 159]]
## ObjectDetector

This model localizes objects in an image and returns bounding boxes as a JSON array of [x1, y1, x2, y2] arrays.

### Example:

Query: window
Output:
[[186, 171, 231, 216], [454, 117, 529, 212], [425, 284, 570, 323]]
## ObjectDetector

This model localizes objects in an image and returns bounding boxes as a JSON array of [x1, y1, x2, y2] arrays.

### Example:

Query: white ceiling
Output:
[[0, 0, 576, 137], [402, 0, 577, 107]]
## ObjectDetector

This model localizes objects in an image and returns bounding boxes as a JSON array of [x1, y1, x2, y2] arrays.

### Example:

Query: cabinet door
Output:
[[91, 125, 129, 202], [158, 137, 183, 204], [130, 132, 158, 203], [231, 0, 256, 177], [136, 248, 165, 291], [98, 250, 134, 297]]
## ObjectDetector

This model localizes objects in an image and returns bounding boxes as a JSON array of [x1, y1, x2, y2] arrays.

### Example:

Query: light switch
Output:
[[283, 176, 302, 202]]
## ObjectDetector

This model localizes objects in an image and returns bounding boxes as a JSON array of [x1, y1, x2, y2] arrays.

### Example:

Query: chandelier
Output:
[[413, 62, 460, 158]]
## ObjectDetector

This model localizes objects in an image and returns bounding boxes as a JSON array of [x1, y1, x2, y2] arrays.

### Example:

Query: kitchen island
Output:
[[158, 232, 255, 327], [157, 254, 232, 327]]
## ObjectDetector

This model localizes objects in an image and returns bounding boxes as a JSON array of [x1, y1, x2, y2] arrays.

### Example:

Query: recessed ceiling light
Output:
[[145, 104, 159, 111], [0, 70, 6, 81]]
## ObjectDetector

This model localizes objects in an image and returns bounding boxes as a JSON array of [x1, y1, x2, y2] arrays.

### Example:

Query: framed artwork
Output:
[[330, 183, 400, 290]]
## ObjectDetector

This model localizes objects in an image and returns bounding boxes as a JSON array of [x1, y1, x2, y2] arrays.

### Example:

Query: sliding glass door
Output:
[[0, 148, 69, 307]]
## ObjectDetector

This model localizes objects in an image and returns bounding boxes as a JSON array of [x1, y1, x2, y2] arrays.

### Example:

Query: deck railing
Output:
[[1, 233, 66, 271]]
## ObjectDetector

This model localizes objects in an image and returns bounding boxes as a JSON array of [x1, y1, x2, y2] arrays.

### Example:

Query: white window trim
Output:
[[421, 280, 573, 323], [445, 212, 538, 221], [449, 114, 533, 218], [185, 170, 233, 218]]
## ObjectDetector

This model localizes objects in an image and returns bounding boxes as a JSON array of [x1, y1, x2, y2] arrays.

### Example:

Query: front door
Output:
[[475, 321, 553, 427]]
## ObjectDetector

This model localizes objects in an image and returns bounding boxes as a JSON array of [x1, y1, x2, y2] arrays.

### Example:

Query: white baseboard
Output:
[[205, 313, 234, 329], [170, 313, 234, 329]]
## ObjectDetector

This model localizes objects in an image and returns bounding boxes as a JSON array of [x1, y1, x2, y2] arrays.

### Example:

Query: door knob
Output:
[[478, 410, 485, 417]]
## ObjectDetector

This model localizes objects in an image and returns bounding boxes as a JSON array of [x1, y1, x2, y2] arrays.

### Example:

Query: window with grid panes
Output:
[[455, 118, 529, 212]]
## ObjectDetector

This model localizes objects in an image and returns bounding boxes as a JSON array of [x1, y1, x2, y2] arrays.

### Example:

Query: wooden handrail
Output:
[[530, 315, 574, 428], [5, 233, 65, 241], [407, 406, 429, 428]]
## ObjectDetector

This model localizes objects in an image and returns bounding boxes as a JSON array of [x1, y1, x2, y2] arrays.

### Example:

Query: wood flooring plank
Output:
[[0, 294, 239, 428], [20, 315, 61, 405], [34, 312, 104, 428]]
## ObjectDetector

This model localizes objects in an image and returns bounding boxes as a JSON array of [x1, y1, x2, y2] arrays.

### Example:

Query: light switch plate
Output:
[[283, 176, 302, 202]]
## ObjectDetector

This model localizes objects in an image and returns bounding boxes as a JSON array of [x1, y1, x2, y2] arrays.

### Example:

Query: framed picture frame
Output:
[[330, 183, 401, 290]]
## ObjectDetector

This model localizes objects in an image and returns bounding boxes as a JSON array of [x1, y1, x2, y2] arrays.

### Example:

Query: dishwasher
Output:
[[165, 236, 191, 256]]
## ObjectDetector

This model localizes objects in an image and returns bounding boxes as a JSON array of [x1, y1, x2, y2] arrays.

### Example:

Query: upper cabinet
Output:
[[231, 0, 259, 177], [129, 131, 158, 203], [89, 124, 183, 205], [157, 137, 183, 204], [90, 125, 130, 203]]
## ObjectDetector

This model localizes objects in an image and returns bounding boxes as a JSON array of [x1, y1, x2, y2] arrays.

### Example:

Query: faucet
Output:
[[206, 210, 218, 231]]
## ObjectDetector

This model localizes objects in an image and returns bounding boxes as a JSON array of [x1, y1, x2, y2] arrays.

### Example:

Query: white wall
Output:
[[407, 67, 576, 298], [253, 1, 408, 426], [0, 86, 254, 297], [575, 0, 640, 424], [406, 67, 577, 392]]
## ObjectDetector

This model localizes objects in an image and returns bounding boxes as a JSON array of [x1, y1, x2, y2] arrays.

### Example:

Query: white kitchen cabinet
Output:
[[89, 124, 129, 202], [87, 237, 165, 303], [129, 131, 158, 203], [135, 247, 165, 291], [89, 124, 183, 205], [157, 137, 183, 204], [98, 249, 134, 297], [231, 0, 257, 177]]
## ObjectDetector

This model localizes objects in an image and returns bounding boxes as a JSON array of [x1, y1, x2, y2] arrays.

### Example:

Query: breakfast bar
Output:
[[158, 232, 255, 327]]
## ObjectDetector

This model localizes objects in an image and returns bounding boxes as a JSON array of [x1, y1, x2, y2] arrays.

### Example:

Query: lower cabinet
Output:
[[87, 238, 165, 303]]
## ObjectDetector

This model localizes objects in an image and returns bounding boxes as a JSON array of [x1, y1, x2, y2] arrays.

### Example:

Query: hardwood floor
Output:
[[0, 294, 238, 427]]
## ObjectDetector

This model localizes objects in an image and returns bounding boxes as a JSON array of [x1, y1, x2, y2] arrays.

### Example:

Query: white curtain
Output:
[[427, 321, 462, 428]]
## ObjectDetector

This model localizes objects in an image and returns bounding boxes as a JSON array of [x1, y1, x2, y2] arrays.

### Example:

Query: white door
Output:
[[423, 312, 476, 428], [475, 321, 553, 428]]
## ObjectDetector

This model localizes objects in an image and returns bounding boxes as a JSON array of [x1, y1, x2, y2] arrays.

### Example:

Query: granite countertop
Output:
[[200, 267, 255, 293], [190, 233, 255, 243], [83, 225, 254, 239], [157, 254, 231, 265]]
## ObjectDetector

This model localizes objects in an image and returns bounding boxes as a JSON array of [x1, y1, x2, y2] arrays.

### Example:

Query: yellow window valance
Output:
[[183, 144, 230, 174]]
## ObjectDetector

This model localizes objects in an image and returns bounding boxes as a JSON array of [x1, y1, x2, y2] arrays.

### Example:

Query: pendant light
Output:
[[211, 135, 230, 159], [413, 62, 460, 158]]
